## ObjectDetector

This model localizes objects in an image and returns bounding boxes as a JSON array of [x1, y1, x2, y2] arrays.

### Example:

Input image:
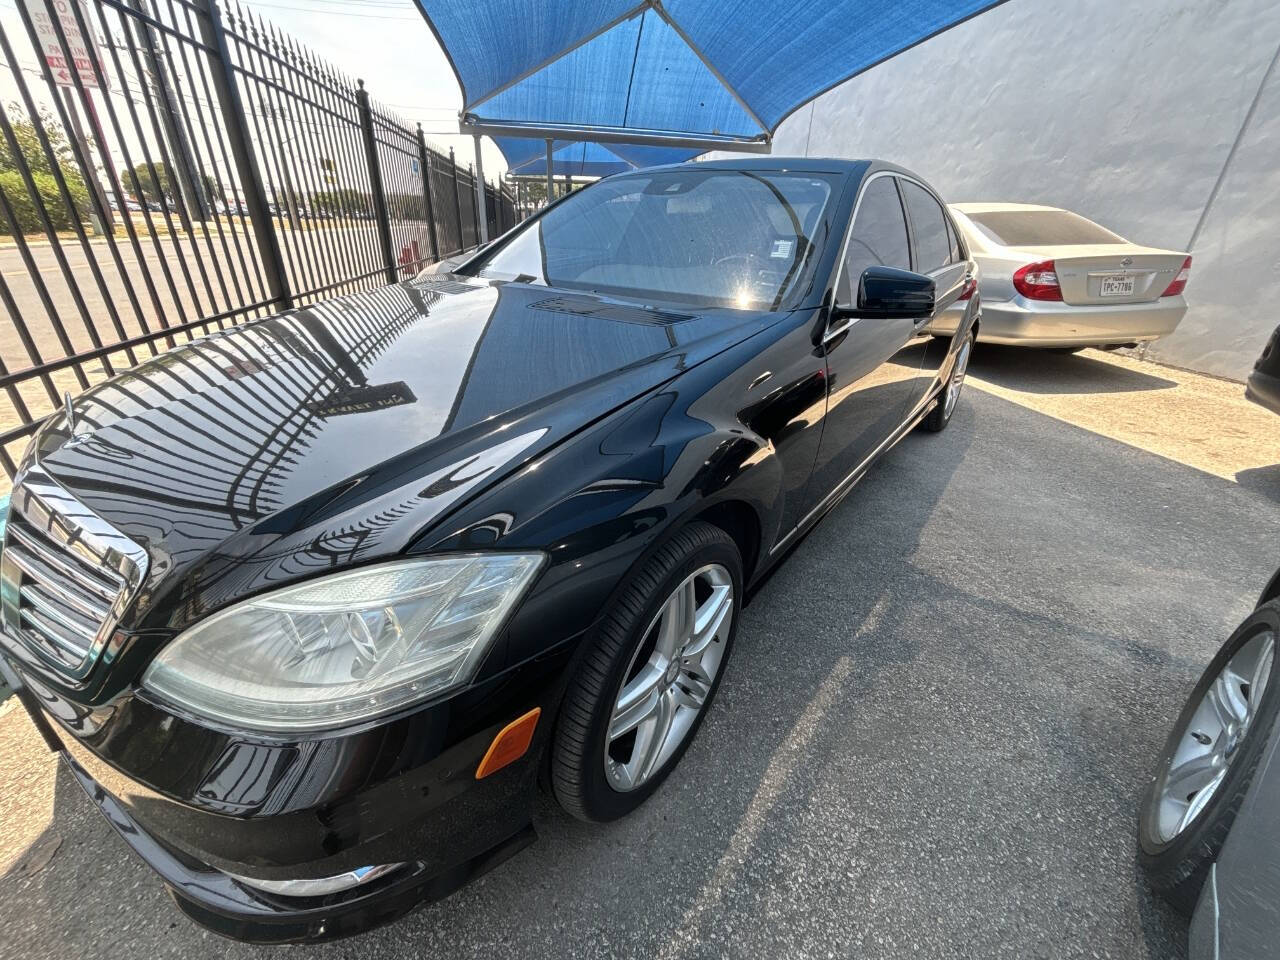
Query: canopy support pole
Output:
[[473, 133, 489, 243], [545, 138, 554, 202]]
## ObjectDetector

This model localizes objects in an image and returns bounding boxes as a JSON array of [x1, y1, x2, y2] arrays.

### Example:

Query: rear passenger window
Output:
[[945, 216, 962, 264], [901, 180, 952, 273], [838, 177, 911, 303]]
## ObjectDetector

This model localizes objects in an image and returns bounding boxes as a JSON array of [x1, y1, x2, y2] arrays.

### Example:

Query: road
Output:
[[2, 349, 1279, 959], [0, 220, 442, 455]]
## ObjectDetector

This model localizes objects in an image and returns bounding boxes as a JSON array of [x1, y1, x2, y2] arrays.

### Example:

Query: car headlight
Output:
[[141, 554, 544, 733]]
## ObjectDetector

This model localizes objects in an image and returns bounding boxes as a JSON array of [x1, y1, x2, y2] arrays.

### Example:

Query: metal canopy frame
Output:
[[458, 115, 771, 153], [464, 2, 651, 113], [454, 0, 772, 154], [502, 140, 661, 186], [422, 0, 1019, 174]]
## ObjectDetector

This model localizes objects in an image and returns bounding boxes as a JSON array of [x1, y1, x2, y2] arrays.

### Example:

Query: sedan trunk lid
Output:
[[1011, 245, 1187, 305]]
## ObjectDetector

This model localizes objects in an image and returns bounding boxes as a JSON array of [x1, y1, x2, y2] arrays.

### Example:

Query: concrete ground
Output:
[[2, 347, 1279, 959]]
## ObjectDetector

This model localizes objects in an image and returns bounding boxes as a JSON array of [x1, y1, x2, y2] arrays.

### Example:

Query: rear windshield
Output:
[[962, 210, 1123, 246], [468, 169, 839, 311]]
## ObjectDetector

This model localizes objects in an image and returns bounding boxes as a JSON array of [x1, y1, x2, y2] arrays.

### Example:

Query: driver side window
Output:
[[837, 176, 912, 305]]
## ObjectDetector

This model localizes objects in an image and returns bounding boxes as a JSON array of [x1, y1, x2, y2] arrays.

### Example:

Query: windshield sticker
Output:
[[771, 240, 793, 259]]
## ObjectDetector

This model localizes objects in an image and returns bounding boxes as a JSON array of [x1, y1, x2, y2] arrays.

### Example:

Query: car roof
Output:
[[950, 201, 1067, 215]]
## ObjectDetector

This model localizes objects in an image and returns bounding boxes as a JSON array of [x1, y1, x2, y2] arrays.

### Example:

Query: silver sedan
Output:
[[929, 202, 1191, 350]]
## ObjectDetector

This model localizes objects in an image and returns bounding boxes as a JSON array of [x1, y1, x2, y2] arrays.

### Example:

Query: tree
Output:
[[0, 103, 91, 235], [118, 161, 217, 212], [310, 187, 372, 218], [518, 179, 547, 208], [0, 104, 78, 178], [118, 161, 169, 205]]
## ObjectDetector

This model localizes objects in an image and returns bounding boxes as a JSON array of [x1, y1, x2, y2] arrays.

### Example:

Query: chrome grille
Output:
[[0, 464, 147, 681]]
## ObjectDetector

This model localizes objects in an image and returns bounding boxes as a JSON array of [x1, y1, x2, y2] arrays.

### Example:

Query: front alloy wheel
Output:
[[604, 564, 733, 791], [551, 522, 742, 821], [1139, 599, 1280, 913], [1151, 630, 1274, 843]]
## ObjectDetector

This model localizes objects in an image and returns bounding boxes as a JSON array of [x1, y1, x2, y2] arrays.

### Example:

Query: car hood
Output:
[[30, 277, 771, 629]]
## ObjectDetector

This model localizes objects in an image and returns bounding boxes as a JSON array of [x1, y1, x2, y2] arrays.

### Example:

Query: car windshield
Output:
[[963, 209, 1124, 246], [469, 169, 838, 311]]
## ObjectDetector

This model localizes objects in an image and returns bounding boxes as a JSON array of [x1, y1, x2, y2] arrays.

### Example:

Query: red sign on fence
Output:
[[21, 0, 105, 89]]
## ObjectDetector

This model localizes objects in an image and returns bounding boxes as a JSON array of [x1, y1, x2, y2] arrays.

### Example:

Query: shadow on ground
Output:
[[969, 344, 1179, 394], [7, 384, 1274, 959], [1236, 462, 1280, 504]]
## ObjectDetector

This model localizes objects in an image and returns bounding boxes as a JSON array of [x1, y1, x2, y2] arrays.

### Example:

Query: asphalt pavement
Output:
[[2, 353, 1278, 959]]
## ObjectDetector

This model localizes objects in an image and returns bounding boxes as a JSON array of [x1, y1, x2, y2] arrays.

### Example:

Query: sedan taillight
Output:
[[1012, 260, 1062, 301], [958, 275, 978, 300], [1161, 256, 1192, 297]]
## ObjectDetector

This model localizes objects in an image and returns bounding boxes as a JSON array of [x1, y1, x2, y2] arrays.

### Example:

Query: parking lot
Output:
[[1, 347, 1276, 960]]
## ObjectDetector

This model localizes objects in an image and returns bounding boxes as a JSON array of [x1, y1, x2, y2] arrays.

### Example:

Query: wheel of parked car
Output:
[[551, 522, 742, 821], [1139, 599, 1280, 913], [921, 332, 973, 433]]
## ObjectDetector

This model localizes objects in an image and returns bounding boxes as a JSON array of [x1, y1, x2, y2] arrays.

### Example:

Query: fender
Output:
[[418, 318, 816, 679], [1258, 566, 1280, 609]]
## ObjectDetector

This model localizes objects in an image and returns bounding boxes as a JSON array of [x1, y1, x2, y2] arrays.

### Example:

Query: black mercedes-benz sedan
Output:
[[0, 158, 978, 942]]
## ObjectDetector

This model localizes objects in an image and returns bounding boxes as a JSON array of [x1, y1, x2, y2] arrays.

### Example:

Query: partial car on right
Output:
[[929, 202, 1190, 352], [1138, 330, 1280, 958], [1139, 576, 1280, 960], [1246, 323, 1280, 414]]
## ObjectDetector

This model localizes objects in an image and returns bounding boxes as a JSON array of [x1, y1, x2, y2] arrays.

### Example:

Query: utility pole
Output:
[[263, 104, 301, 231], [60, 88, 112, 233], [128, 0, 207, 219]]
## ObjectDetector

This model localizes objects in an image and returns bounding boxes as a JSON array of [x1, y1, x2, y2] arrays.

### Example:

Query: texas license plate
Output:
[[1100, 275, 1135, 297]]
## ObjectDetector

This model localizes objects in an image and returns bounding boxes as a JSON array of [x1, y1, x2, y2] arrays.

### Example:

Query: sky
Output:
[[242, 0, 510, 176], [0, 0, 509, 180]]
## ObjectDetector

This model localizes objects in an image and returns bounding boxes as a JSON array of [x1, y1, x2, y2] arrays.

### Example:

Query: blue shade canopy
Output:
[[498, 139, 698, 178], [417, 0, 1009, 153]]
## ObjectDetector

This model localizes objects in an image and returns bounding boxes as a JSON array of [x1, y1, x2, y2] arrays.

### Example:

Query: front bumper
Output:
[[927, 295, 1186, 347], [62, 749, 534, 943], [1246, 368, 1280, 416], [1, 634, 576, 943]]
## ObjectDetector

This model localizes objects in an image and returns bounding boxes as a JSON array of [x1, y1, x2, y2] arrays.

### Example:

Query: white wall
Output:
[[730, 0, 1280, 381]]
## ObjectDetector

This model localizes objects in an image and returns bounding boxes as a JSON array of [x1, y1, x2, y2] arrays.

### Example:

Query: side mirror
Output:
[[851, 265, 935, 319]]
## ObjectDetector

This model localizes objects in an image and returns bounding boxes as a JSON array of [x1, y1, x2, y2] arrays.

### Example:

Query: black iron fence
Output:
[[0, 0, 518, 477]]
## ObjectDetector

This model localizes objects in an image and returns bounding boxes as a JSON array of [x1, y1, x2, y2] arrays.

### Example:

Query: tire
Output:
[[921, 330, 973, 433], [1138, 600, 1280, 913], [551, 521, 742, 822]]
